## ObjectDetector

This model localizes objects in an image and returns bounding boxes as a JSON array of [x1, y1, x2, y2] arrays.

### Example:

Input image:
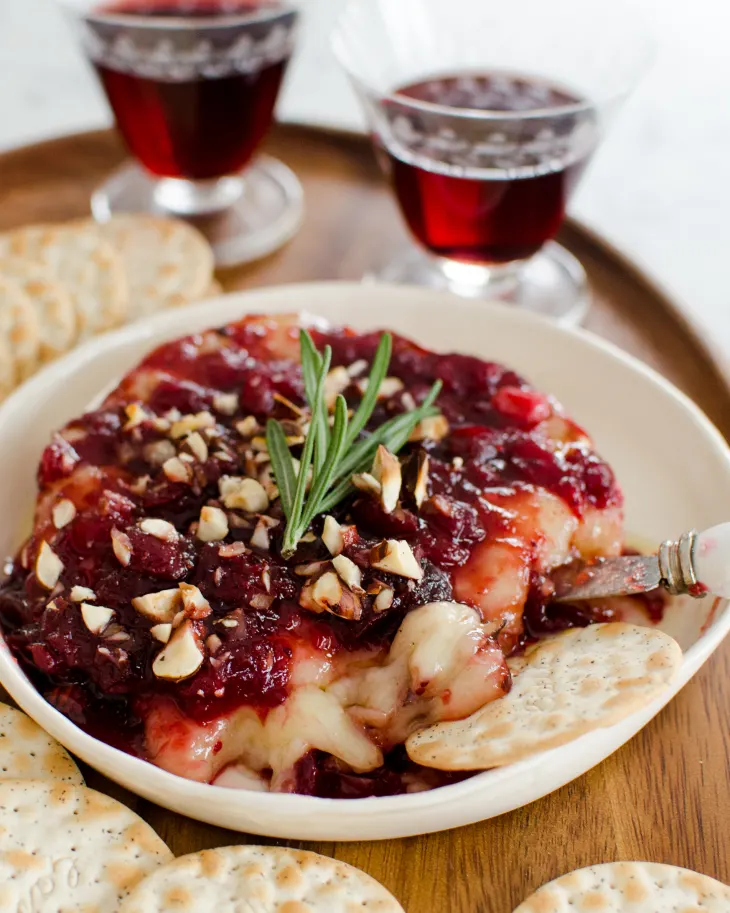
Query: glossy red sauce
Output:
[[0, 320, 624, 796]]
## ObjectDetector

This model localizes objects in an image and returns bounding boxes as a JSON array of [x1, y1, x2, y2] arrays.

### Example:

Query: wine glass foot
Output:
[[367, 242, 589, 326], [91, 156, 304, 268]]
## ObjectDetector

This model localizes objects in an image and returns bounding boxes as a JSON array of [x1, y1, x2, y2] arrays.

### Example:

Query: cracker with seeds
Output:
[[0, 223, 128, 337], [0, 703, 83, 784], [513, 862, 730, 912], [407, 623, 682, 770], [119, 845, 405, 913], [86, 215, 215, 318], [0, 780, 172, 912], [0, 257, 78, 360], [0, 274, 40, 381]]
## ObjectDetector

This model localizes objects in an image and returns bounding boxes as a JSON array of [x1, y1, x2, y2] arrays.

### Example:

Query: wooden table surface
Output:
[[0, 125, 729, 913]]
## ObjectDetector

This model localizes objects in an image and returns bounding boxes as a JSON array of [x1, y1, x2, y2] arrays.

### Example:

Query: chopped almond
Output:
[[170, 411, 215, 439], [139, 518, 178, 541], [414, 452, 430, 509], [70, 585, 96, 603], [162, 455, 193, 484], [258, 464, 279, 500], [184, 431, 209, 463], [80, 603, 114, 635], [347, 359, 368, 378], [144, 440, 177, 467], [294, 560, 331, 577], [250, 594, 274, 610], [300, 571, 342, 613], [409, 414, 449, 443], [351, 472, 382, 497], [152, 621, 204, 681], [132, 588, 181, 623], [299, 571, 363, 622], [197, 505, 229, 542], [129, 475, 151, 495], [110, 528, 132, 567], [35, 542, 63, 590], [235, 416, 260, 437], [370, 539, 423, 580], [218, 541, 248, 558], [213, 392, 239, 415], [179, 582, 211, 619], [332, 554, 363, 592], [401, 391, 417, 411], [358, 376, 404, 399], [372, 445, 402, 514], [218, 616, 239, 628], [150, 623, 172, 644], [206, 633, 223, 653], [250, 515, 278, 551], [334, 588, 363, 621], [219, 476, 269, 512], [324, 366, 351, 408], [52, 499, 76, 530], [321, 515, 344, 556], [374, 587, 395, 612], [378, 377, 405, 399]]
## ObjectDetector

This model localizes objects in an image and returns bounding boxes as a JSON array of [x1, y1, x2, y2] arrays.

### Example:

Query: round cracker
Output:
[[0, 274, 40, 381], [85, 215, 214, 318], [0, 703, 83, 784], [512, 862, 730, 912], [406, 623, 682, 770], [0, 780, 172, 911], [0, 257, 78, 360], [0, 224, 128, 337], [119, 845, 405, 913]]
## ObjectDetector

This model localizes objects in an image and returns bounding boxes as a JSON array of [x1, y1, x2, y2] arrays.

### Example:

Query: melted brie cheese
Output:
[[145, 601, 508, 788]]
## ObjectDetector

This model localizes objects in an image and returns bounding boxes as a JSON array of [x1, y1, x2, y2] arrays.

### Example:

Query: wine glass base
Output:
[[367, 242, 589, 326], [91, 156, 304, 269]]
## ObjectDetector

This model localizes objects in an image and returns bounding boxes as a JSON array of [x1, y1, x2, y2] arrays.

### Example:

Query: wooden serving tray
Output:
[[1, 124, 729, 912]]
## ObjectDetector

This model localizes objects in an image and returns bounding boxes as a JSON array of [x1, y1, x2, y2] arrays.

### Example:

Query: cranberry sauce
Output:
[[381, 72, 596, 263], [84, 0, 295, 179], [0, 317, 622, 796]]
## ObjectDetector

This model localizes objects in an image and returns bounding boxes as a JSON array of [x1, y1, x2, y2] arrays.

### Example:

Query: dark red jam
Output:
[[0, 316, 626, 796]]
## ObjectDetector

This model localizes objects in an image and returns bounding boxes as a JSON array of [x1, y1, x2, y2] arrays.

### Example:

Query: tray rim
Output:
[[1, 122, 728, 405]]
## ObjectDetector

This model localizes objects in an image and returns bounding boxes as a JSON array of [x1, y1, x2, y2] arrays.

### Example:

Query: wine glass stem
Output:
[[153, 175, 245, 216]]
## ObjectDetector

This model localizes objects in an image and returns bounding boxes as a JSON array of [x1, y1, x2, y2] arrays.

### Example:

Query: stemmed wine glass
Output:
[[332, 0, 652, 324], [57, 0, 302, 267]]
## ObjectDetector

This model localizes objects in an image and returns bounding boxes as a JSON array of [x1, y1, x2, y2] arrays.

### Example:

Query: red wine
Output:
[[382, 72, 596, 264], [83, 0, 296, 180]]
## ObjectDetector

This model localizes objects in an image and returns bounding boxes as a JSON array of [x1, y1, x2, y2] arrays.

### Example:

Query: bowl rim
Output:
[[1, 280, 729, 819]]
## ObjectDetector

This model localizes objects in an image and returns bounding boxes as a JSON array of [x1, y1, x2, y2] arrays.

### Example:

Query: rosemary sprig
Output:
[[267, 330, 442, 558], [299, 330, 329, 473]]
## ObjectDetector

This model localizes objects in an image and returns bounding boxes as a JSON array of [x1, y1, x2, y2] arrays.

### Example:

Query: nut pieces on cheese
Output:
[[0, 314, 673, 799]]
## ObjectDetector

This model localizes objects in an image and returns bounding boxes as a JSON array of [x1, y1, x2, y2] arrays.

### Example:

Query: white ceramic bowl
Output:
[[0, 282, 728, 841]]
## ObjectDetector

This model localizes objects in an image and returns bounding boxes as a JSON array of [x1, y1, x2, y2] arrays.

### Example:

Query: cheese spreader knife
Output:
[[550, 523, 730, 602]]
